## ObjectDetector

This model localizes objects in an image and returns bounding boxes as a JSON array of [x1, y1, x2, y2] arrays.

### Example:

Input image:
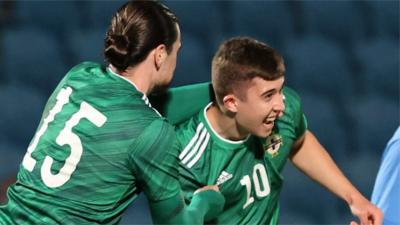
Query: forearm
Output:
[[149, 190, 225, 225], [290, 130, 362, 204], [291, 130, 383, 224]]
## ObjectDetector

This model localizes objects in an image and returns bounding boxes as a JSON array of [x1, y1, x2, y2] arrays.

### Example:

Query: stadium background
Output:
[[0, 0, 398, 223]]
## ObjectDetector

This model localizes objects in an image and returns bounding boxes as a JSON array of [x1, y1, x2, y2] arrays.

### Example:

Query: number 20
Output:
[[240, 163, 270, 209], [22, 87, 107, 188]]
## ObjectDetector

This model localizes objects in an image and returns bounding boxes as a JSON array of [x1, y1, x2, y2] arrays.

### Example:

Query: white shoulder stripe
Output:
[[179, 123, 204, 159], [187, 132, 210, 168], [142, 95, 149, 105], [181, 127, 208, 164], [142, 94, 161, 117]]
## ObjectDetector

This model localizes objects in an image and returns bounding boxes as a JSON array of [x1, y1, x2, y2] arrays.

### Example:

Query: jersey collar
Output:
[[107, 66, 161, 117], [200, 102, 250, 148]]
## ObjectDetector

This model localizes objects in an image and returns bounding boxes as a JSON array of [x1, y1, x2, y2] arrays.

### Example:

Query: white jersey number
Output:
[[240, 163, 271, 209], [22, 87, 107, 188]]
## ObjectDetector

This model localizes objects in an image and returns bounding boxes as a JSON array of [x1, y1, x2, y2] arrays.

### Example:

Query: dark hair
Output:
[[104, 1, 178, 71], [211, 37, 285, 105]]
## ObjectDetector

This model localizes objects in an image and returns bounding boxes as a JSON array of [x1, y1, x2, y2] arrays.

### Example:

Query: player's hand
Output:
[[192, 185, 225, 221], [194, 185, 220, 194], [348, 194, 383, 225]]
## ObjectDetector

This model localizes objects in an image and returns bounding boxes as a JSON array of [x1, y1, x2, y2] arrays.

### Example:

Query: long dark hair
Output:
[[104, 1, 178, 72]]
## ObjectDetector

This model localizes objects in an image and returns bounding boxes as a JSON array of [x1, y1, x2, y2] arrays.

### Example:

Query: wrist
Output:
[[344, 189, 364, 206]]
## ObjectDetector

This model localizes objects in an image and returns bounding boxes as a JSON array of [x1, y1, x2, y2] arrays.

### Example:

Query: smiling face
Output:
[[234, 76, 285, 138]]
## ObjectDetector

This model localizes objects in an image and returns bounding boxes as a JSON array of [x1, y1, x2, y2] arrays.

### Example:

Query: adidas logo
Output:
[[216, 171, 233, 186]]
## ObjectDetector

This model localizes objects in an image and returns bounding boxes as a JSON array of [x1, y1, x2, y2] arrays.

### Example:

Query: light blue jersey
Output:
[[371, 126, 400, 225]]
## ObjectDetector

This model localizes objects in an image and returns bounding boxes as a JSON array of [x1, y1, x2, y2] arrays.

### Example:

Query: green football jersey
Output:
[[167, 85, 307, 225], [0, 62, 181, 224]]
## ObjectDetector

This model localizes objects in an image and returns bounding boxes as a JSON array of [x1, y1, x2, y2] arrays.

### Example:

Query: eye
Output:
[[264, 93, 274, 101]]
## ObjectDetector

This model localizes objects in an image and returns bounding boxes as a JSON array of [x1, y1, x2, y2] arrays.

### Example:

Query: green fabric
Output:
[[149, 190, 225, 225], [150, 82, 213, 125]]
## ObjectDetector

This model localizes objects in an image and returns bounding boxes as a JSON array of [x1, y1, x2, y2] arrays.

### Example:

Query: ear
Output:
[[154, 44, 167, 70], [222, 94, 238, 113]]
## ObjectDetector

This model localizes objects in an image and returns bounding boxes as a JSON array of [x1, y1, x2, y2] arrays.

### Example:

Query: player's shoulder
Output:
[[126, 105, 172, 136], [60, 61, 107, 89], [69, 61, 102, 72], [276, 86, 304, 128], [283, 86, 301, 105], [66, 61, 103, 77], [141, 116, 175, 136], [174, 111, 202, 140], [383, 128, 400, 162], [114, 114, 175, 159], [282, 86, 303, 113]]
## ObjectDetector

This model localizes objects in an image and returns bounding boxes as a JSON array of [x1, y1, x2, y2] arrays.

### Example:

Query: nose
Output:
[[273, 93, 285, 117]]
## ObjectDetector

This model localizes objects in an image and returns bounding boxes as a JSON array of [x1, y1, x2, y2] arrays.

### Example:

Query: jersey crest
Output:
[[264, 133, 283, 157]]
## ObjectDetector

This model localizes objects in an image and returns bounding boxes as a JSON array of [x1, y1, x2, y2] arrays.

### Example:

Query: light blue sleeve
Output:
[[371, 126, 400, 225]]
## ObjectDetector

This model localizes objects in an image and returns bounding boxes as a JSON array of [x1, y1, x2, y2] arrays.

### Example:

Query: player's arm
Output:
[[150, 82, 213, 125], [289, 130, 383, 225], [149, 186, 225, 224], [129, 119, 225, 224]]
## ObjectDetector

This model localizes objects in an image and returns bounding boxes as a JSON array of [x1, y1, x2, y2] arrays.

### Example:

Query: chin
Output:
[[255, 130, 272, 138]]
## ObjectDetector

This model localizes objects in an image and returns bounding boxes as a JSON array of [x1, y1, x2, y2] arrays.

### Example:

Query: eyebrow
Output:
[[260, 83, 284, 97], [261, 89, 276, 97]]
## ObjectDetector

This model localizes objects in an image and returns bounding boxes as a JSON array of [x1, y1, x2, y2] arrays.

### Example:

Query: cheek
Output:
[[166, 59, 176, 74], [238, 107, 262, 125], [170, 58, 177, 72], [250, 104, 274, 123], [249, 101, 270, 114]]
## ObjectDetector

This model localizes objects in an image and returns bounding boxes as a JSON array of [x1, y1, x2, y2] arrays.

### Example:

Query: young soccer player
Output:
[[0, 1, 223, 224], [155, 37, 383, 225]]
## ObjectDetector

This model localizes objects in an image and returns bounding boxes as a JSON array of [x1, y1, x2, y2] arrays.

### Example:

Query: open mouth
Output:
[[263, 117, 275, 126]]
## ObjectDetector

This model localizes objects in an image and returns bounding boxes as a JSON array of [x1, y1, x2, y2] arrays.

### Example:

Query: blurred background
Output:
[[0, 0, 398, 224]]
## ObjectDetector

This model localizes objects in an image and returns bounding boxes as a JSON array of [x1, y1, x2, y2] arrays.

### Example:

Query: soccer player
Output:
[[155, 37, 383, 225], [371, 126, 400, 225], [0, 1, 224, 224]]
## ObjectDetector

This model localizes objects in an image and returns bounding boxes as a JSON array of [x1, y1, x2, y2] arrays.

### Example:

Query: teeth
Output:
[[264, 117, 276, 124]]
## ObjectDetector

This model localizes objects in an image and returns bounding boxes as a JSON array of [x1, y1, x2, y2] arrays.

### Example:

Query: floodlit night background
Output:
[[0, 1, 398, 224]]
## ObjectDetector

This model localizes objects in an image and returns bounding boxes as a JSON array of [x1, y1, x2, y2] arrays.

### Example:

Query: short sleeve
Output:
[[128, 119, 181, 202], [281, 87, 308, 140], [295, 112, 308, 139]]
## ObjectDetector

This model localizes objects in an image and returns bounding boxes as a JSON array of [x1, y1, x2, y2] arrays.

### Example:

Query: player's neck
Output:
[[110, 63, 154, 95], [206, 104, 249, 141]]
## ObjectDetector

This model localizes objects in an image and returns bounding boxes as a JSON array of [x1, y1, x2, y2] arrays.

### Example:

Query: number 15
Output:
[[22, 87, 107, 188]]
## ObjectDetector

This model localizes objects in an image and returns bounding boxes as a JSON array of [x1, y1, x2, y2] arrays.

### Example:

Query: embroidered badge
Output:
[[264, 133, 283, 157]]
